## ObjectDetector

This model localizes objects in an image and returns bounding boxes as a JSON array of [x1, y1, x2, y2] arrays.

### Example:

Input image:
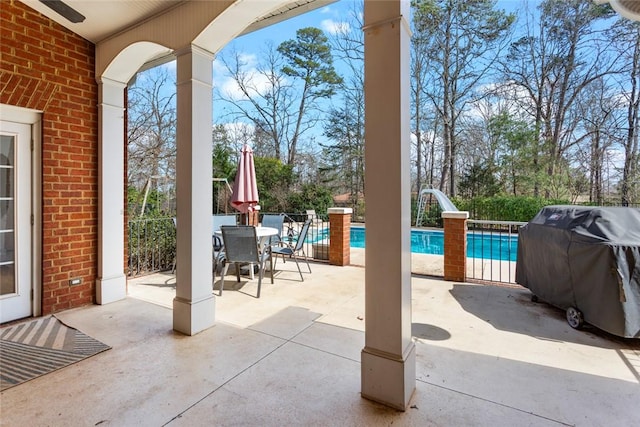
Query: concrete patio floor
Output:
[[2, 260, 639, 426]]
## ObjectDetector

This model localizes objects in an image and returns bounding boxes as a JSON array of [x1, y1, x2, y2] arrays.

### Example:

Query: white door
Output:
[[0, 121, 32, 323]]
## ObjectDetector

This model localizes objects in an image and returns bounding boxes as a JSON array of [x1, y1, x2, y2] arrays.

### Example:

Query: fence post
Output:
[[442, 211, 469, 282], [328, 207, 352, 266]]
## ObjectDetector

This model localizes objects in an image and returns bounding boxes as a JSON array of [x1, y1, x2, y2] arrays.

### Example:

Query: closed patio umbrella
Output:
[[230, 144, 259, 224]]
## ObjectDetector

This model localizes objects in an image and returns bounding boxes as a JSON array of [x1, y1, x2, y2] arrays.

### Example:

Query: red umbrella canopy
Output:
[[230, 144, 259, 214]]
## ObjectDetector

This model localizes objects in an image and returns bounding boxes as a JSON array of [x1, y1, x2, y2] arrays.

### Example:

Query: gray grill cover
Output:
[[516, 205, 640, 338]]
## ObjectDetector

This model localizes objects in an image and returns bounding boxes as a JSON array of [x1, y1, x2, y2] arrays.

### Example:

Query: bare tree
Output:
[[279, 27, 343, 165], [412, 0, 515, 197], [501, 0, 617, 197], [323, 1, 365, 211], [127, 66, 176, 215], [217, 28, 342, 166], [611, 19, 640, 205], [411, 24, 430, 193], [217, 45, 291, 161], [571, 77, 622, 204]]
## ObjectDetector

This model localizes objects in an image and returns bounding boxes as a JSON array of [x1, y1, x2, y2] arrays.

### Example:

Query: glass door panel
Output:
[[0, 120, 31, 323], [0, 135, 15, 296]]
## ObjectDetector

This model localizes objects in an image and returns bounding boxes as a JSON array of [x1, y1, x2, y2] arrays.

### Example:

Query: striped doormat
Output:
[[0, 316, 111, 391]]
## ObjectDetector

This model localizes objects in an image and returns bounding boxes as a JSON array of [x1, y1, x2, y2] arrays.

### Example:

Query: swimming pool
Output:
[[349, 227, 517, 261]]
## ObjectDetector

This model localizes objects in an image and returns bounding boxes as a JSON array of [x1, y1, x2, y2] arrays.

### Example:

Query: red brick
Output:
[[443, 216, 468, 282], [2, 0, 99, 315]]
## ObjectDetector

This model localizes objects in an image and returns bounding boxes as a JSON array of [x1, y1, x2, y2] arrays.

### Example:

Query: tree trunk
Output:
[[621, 29, 640, 206]]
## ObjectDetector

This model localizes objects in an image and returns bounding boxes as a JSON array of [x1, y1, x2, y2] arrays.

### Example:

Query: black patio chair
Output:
[[271, 219, 312, 281], [261, 213, 285, 245], [212, 214, 237, 284], [219, 225, 273, 298]]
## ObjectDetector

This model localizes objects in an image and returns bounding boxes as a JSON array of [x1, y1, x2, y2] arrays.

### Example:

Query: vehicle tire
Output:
[[566, 306, 584, 329], [531, 294, 539, 303]]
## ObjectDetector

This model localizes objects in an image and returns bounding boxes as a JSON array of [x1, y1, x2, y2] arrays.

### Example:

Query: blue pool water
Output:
[[348, 227, 517, 261]]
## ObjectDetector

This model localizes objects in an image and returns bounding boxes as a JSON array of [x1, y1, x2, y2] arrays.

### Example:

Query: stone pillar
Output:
[[328, 207, 352, 266], [361, 0, 415, 411], [96, 78, 127, 305], [442, 211, 469, 282], [173, 45, 216, 335]]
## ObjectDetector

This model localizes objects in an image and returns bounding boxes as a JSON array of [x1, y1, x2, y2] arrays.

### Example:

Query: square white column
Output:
[[173, 45, 216, 335], [96, 78, 127, 304], [361, 0, 416, 410]]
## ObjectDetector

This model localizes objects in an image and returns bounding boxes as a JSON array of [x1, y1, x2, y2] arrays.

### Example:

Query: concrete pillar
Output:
[[361, 0, 415, 411], [328, 207, 352, 266], [173, 45, 216, 335], [96, 78, 127, 305], [442, 211, 469, 282]]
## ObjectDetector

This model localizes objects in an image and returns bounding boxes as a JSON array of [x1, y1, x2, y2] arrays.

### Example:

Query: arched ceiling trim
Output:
[[594, 0, 640, 21], [193, 0, 295, 53], [96, 0, 233, 79], [102, 42, 173, 84], [96, 0, 316, 81]]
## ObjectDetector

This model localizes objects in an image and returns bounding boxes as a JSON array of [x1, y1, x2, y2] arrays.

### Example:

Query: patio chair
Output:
[[271, 219, 312, 281], [212, 215, 237, 283], [171, 217, 177, 274], [261, 213, 285, 245], [219, 225, 273, 298], [212, 214, 237, 232]]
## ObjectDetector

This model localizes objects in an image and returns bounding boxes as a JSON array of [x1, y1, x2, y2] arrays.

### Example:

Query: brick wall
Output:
[[443, 212, 469, 282], [328, 208, 352, 266], [1, 0, 99, 314]]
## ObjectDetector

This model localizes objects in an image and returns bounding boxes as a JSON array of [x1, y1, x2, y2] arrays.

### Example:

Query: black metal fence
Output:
[[126, 214, 529, 285], [466, 220, 526, 284], [127, 217, 176, 276], [276, 212, 330, 263], [126, 212, 331, 277]]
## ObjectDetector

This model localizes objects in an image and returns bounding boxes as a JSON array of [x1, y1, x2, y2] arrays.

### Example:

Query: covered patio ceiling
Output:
[[595, 0, 640, 21], [21, 0, 335, 43]]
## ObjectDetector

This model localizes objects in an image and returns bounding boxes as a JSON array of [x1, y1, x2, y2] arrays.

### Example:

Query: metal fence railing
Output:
[[466, 220, 526, 285], [126, 212, 331, 278], [128, 217, 176, 277], [126, 215, 525, 283], [279, 212, 330, 264]]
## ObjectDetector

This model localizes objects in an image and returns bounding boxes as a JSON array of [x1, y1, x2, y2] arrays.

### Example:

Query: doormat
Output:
[[0, 316, 111, 391]]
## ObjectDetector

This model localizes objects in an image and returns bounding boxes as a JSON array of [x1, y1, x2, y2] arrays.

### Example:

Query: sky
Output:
[[210, 0, 531, 143], [143, 0, 539, 131], [219, 0, 526, 57], [215, 0, 527, 62], [210, 0, 364, 147], [212, 0, 358, 119], [146, 0, 537, 106], [142, 0, 627, 182]]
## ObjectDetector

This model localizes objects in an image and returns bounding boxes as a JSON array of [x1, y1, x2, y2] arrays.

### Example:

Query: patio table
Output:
[[214, 226, 278, 279]]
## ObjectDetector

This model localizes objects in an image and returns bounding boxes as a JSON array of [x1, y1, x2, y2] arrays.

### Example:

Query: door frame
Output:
[[0, 104, 42, 320]]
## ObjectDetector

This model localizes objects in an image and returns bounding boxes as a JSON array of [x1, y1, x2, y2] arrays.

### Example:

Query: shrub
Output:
[[452, 195, 569, 222], [286, 183, 333, 217]]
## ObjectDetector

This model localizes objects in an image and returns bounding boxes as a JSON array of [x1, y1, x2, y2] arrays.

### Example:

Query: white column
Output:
[[173, 45, 216, 335], [96, 78, 127, 305], [361, 0, 416, 410]]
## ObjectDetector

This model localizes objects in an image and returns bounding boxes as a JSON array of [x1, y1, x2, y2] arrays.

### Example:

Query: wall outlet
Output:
[[69, 278, 82, 286]]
